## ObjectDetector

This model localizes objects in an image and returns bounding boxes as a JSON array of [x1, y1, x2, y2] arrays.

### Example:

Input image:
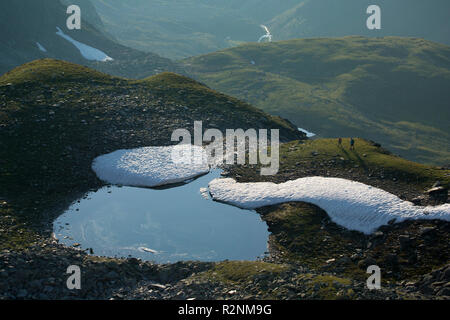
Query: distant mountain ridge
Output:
[[91, 0, 450, 59], [60, 0, 108, 36]]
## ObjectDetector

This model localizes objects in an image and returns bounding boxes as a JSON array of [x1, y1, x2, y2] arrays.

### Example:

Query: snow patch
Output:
[[55, 27, 113, 62], [138, 247, 158, 254], [199, 187, 210, 199], [208, 177, 450, 234], [298, 127, 316, 138], [92, 145, 209, 187], [258, 25, 272, 42], [36, 42, 47, 53]]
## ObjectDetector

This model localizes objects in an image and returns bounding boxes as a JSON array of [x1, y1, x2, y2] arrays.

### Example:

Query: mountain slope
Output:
[[91, 0, 267, 60], [269, 0, 450, 46], [0, 59, 303, 207], [60, 0, 109, 36], [0, 0, 182, 78], [1, 60, 449, 300], [91, 0, 450, 59], [183, 37, 450, 165]]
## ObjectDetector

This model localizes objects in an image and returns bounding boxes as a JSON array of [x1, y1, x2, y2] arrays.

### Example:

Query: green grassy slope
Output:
[[1, 60, 448, 295], [230, 138, 450, 191], [228, 138, 450, 281], [183, 37, 450, 165]]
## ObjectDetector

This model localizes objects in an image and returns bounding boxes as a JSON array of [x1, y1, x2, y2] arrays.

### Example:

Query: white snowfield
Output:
[[56, 27, 113, 62], [92, 145, 209, 187], [298, 127, 316, 138], [208, 177, 450, 234], [36, 42, 47, 53]]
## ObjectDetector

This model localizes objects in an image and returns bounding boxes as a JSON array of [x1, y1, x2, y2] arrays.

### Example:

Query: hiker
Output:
[[338, 137, 342, 146], [350, 138, 355, 150]]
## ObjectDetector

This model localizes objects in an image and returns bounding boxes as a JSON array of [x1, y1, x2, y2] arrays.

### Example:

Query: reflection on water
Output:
[[53, 170, 269, 263]]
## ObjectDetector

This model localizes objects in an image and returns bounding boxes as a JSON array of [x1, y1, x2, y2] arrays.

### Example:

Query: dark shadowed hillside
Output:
[[0, 0, 183, 78]]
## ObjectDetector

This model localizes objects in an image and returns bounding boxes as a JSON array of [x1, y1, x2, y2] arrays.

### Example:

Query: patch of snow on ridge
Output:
[[92, 145, 209, 187], [55, 27, 113, 62], [36, 42, 47, 53], [208, 177, 450, 234], [298, 127, 316, 138]]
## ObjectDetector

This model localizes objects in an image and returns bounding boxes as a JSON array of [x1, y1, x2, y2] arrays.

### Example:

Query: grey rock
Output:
[[17, 289, 28, 298], [358, 257, 377, 269], [432, 181, 441, 188], [399, 235, 413, 250], [420, 227, 437, 237], [105, 271, 119, 280], [437, 287, 450, 297], [385, 254, 399, 266], [442, 267, 450, 281]]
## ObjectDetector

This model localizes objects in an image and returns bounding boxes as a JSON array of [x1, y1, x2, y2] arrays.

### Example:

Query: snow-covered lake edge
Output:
[[92, 145, 210, 188], [208, 177, 450, 234], [91, 145, 450, 235]]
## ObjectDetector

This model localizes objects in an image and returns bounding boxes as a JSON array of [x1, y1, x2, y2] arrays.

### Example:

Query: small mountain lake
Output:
[[53, 170, 269, 263]]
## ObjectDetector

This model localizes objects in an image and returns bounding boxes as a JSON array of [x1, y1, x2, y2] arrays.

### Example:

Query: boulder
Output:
[[357, 257, 377, 269], [399, 235, 413, 250], [425, 186, 448, 202]]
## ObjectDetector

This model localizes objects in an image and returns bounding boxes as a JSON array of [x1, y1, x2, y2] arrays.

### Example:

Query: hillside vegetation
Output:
[[227, 138, 449, 282], [0, 59, 302, 244], [0, 60, 448, 300], [184, 37, 450, 165]]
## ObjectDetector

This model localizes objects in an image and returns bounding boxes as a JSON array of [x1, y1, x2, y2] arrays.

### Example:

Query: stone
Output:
[[432, 181, 441, 188], [373, 231, 384, 237], [438, 287, 450, 296], [358, 257, 376, 269], [399, 235, 412, 250], [387, 218, 396, 225], [105, 271, 119, 280], [426, 186, 448, 200], [385, 254, 399, 267], [148, 283, 166, 290], [17, 289, 28, 298], [442, 267, 450, 281], [337, 256, 352, 265], [411, 196, 425, 205], [128, 258, 140, 265], [420, 227, 437, 237]]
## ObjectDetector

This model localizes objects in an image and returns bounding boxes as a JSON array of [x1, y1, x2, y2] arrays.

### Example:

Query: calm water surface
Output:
[[53, 170, 269, 263]]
